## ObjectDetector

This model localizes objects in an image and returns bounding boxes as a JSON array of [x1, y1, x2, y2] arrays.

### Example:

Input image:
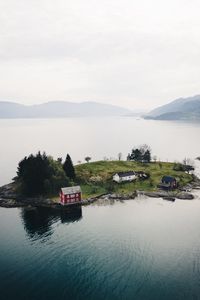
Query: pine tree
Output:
[[63, 154, 76, 180], [143, 150, 151, 163]]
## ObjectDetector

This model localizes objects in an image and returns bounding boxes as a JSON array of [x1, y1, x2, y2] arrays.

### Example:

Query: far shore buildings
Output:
[[60, 186, 82, 205]]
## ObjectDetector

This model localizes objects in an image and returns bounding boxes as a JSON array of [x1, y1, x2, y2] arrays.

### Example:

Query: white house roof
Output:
[[115, 171, 136, 178], [61, 186, 81, 195]]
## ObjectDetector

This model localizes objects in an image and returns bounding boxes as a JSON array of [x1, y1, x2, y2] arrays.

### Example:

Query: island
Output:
[[0, 157, 199, 208]]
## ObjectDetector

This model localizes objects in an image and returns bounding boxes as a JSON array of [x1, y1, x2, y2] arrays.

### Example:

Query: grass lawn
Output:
[[75, 160, 193, 198]]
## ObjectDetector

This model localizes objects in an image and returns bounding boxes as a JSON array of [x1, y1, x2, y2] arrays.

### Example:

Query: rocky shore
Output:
[[139, 177, 200, 201], [0, 183, 99, 208], [0, 177, 200, 208]]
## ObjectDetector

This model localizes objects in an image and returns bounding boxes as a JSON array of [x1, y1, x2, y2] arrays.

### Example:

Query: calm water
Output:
[[0, 117, 200, 186], [1, 117, 200, 299], [1, 197, 200, 300]]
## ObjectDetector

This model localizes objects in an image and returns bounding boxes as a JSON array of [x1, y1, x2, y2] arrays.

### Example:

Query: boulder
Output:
[[176, 192, 194, 200], [142, 191, 169, 198], [162, 196, 175, 202]]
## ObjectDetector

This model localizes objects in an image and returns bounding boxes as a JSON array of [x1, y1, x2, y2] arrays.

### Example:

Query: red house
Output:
[[60, 186, 82, 205]]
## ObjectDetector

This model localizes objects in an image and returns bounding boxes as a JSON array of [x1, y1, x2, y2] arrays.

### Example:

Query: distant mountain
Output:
[[145, 95, 200, 120], [0, 101, 132, 118]]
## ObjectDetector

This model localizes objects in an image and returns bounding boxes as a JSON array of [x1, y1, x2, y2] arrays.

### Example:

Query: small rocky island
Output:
[[0, 153, 199, 208]]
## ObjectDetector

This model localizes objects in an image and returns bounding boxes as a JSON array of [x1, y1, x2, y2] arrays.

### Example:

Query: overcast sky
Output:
[[0, 0, 200, 110]]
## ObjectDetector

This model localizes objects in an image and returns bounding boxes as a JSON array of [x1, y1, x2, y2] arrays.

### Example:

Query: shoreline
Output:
[[1, 177, 200, 208]]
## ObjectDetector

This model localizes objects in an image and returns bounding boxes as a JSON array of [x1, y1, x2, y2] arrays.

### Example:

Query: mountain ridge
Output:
[[145, 95, 200, 120], [0, 100, 132, 118]]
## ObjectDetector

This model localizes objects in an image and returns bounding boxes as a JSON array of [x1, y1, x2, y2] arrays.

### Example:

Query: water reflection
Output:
[[21, 206, 82, 240], [60, 207, 82, 223]]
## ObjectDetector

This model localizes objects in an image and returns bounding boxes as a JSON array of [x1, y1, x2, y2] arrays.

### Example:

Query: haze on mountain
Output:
[[0, 101, 133, 118], [145, 95, 200, 120]]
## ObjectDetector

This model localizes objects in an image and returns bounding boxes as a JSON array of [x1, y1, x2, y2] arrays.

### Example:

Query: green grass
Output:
[[75, 160, 193, 198]]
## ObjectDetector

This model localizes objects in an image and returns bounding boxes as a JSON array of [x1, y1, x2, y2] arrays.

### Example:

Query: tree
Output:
[[127, 153, 131, 161], [17, 151, 50, 195], [85, 156, 91, 163], [130, 148, 142, 162], [140, 144, 151, 162], [118, 152, 122, 161], [130, 148, 142, 161], [152, 155, 157, 163], [143, 149, 151, 163], [173, 159, 195, 173], [63, 154, 76, 180], [128, 144, 151, 163], [48, 157, 70, 191], [183, 158, 194, 169], [16, 151, 69, 196]]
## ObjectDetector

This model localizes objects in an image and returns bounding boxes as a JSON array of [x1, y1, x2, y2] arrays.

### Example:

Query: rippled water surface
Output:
[[1, 195, 200, 300]]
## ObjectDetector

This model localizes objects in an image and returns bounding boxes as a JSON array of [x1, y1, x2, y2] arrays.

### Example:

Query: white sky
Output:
[[0, 0, 200, 110]]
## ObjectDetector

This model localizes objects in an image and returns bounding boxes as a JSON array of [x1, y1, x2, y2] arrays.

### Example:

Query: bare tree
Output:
[[140, 144, 151, 155], [118, 152, 122, 161], [182, 157, 195, 173], [152, 155, 157, 163], [183, 157, 194, 167]]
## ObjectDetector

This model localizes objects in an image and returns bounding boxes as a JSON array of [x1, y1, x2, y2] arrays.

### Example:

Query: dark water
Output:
[[1, 195, 200, 300]]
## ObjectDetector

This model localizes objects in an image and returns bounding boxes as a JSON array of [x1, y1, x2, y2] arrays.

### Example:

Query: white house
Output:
[[113, 171, 137, 183]]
